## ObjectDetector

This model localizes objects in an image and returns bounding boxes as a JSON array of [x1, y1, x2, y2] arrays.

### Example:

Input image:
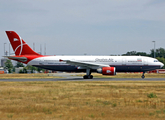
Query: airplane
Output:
[[5, 31, 164, 79]]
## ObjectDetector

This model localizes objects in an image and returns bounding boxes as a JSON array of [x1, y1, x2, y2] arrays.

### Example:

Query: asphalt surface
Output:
[[0, 73, 165, 82], [0, 78, 165, 82]]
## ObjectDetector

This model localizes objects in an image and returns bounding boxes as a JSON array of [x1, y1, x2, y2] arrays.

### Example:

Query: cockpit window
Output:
[[154, 60, 159, 62]]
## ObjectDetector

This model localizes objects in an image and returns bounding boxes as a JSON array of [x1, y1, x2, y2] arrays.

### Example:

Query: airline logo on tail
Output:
[[14, 38, 18, 41], [13, 36, 27, 56]]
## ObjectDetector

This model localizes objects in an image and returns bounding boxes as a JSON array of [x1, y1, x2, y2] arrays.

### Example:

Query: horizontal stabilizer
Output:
[[4, 56, 27, 62]]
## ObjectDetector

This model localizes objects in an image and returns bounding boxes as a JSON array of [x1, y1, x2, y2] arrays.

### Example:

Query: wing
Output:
[[60, 59, 109, 69]]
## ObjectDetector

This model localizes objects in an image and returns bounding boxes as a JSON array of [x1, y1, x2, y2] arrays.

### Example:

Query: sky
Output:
[[0, 0, 165, 59]]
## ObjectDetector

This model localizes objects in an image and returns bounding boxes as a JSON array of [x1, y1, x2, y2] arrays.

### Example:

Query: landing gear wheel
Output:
[[83, 75, 87, 79], [83, 75, 93, 79], [141, 75, 145, 79], [141, 72, 145, 79], [90, 75, 93, 79], [83, 69, 93, 79]]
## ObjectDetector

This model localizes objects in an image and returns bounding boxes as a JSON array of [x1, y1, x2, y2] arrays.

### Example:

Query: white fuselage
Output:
[[28, 56, 164, 72]]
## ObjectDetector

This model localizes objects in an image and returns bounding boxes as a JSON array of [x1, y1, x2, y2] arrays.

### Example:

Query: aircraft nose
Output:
[[160, 62, 164, 68]]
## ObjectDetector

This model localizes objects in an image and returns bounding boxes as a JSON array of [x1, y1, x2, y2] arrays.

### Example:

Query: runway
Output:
[[0, 78, 165, 82]]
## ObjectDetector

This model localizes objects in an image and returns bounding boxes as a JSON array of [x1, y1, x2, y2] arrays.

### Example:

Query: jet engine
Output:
[[97, 67, 116, 75]]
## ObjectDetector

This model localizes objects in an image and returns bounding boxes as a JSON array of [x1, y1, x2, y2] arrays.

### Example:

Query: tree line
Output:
[[4, 60, 44, 73]]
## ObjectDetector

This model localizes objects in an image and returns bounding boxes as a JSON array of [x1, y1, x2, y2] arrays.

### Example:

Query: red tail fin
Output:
[[6, 31, 41, 56]]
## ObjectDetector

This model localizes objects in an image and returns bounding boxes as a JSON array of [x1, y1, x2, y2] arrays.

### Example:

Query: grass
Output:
[[0, 81, 165, 119]]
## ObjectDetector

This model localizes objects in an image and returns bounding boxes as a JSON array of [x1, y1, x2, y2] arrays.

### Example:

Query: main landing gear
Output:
[[83, 69, 93, 79], [141, 72, 145, 79], [83, 75, 93, 79]]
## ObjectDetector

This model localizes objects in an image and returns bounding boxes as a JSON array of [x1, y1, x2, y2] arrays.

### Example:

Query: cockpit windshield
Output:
[[154, 60, 159, 62]]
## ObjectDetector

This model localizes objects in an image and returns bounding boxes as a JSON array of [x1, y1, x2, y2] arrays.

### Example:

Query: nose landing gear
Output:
[[141, 72, 145, 79]]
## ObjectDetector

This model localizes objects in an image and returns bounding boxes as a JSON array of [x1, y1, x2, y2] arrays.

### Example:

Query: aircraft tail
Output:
[[6, 31, 41, 56]]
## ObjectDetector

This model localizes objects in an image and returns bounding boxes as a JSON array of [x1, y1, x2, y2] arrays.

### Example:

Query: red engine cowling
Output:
[[97, 67, 116, 75]]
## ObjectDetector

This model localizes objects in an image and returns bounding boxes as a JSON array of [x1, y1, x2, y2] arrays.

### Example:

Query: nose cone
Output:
[[160, 62, 164, 68]]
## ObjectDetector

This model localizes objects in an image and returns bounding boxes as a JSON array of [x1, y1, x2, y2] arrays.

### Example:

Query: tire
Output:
[[141, 75, 145, 79], [83, 75, 93, 79]]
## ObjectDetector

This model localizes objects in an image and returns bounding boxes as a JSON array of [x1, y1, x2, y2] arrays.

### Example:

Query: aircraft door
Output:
[[143, 58, 148, 65], [122, 58, 126, 65]]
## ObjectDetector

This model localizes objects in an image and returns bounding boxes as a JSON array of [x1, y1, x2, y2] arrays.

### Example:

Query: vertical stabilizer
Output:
[[6, 31, 41, 56]]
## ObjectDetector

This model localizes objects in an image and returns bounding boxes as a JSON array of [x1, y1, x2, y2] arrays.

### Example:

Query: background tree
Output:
[[36, 67, 45, 73], [15, 62, 24, 67], [136, 52, 149, 56], [123, 51, 137, 56], [123, 51, 149, 56], [25, 65, 45, 73], [4, 60, 13, 73], [26, 65, 37, 73], [13, 67, 15, 72], [150, 48, 165, 58], [19, 67, 27, 73]]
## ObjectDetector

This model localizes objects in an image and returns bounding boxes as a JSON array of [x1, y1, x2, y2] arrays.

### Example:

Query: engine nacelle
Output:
[[97, 67, 116, 75]]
